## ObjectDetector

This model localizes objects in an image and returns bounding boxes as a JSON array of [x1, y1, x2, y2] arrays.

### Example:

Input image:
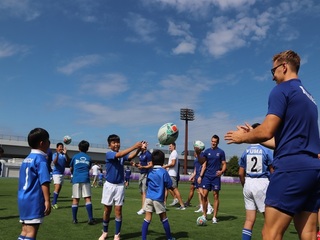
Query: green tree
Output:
[[224, 155, 239, 177]]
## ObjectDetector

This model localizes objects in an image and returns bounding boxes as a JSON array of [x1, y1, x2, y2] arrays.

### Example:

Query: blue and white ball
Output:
[[157, 123, 179, 145]]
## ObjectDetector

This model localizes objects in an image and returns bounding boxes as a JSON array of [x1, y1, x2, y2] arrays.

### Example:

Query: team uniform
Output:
[[239, 144, 273, 212], [70, 151, 94, 223], [266, 79, 320, 214], [138, 150, 152, 193], [52, 152, 68, 185], [98, 172, 105, 187], [200, 147, 226, 191], [124, 167, 131, 187], [101, 151, 129, 206], [18, 150, 51, 224], [142, 165, 174, 240], [193, 157, 202, 189]]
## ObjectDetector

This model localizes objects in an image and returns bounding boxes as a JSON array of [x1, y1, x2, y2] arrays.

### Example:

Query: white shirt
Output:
[[167, 149, 179, 177], [91, 164, 100, 176]]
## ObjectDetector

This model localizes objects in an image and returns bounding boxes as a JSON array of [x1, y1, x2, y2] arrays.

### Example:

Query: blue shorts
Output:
[[265, 169, 320, 215], [199, 176, 221, 191]]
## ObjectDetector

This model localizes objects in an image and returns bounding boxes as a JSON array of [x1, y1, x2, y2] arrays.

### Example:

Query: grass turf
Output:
[[0, 178, 297, 240]]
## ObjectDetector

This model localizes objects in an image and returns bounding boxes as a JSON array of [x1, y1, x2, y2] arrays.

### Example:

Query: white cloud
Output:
[[0, 0, 40, 21], [0, 39, 29, 58], [57, 54, 103, 75], [124, 13, 157, 43]]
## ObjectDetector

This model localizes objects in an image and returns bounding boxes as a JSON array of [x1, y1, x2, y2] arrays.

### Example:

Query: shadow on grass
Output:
[[0, 215, 19, 220], [217, 215, 237, 222]]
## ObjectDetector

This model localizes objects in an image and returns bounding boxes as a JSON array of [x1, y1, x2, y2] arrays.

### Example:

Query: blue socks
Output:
[[242, 228, 252, 240], [85, 202, 93, 220], [141, 219, 150, 240], [162, 218, 172, 240], [115, 217, 122, 235]]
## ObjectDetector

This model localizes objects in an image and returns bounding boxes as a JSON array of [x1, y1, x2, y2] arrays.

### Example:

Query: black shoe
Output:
[[88, 219, 96, 225], [73, 219, 78, 224]]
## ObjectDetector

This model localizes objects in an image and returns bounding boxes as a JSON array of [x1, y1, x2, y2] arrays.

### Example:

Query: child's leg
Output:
[[114, 205, 122, 235], [19, 223, 40, 240], [159, 212, 173, 240], [102, 205, 112, 233], [142, 212, 152, 240], [71, 198, 80, 222], [84, 197, 94, 221]]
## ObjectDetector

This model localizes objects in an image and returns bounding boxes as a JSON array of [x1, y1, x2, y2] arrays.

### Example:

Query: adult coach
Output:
[[225, 50, 320, 239], [196, 135, 226, 223], [238, 123, 274, 240]]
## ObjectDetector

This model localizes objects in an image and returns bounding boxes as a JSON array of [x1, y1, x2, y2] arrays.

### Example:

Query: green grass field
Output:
[[0, 178, 297, 240]]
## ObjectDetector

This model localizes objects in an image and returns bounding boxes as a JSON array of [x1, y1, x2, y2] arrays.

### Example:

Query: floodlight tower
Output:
[[180, 108, 194, 175]]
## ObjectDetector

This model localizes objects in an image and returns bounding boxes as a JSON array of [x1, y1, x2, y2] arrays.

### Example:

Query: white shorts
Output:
[[20, 218, 44, 224], [53, 174, 64, 185], [101, 181, 124, 206], [243, 177, 269, 213], [144, 198, 166, 214], [72, 183, 91, 199]]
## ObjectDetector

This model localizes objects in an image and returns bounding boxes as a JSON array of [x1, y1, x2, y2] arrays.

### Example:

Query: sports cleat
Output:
[[169, 198, 179, 206], [114, 233, 120, 240], [72, 219, 78, 224], [212, 217, 218, 224], [88, 219, 96, 225], [98, 231, 108, 240], [194, 207, 203, 213], [137, 209, 145, 215], [52, 204, 59, 209], [176, 206, 186, 210], [206, 208, 213, 215], [184, 202, 190, 207]]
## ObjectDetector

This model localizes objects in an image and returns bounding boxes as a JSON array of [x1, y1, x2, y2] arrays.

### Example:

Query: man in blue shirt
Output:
[[141, 149, 176, 240], [70, 140, 95, 225], [124, 166, 131, 189], [51, 142, 70, 209], [225, 50, 320, 239]]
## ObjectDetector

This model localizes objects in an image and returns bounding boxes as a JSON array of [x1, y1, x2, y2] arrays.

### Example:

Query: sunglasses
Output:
[[271, 63, 285, 76]]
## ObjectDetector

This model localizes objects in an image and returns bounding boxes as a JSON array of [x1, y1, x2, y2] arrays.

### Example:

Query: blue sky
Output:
[[1, 0, 320, 158]]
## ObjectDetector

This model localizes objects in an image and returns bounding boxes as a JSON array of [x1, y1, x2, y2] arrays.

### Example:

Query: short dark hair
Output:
[[152, 149, 165, 165], [78, 140, 89, 152], [107, 134, 120, 145], [273, 50, 300, 73], [212, 134, 219, 144], [56, 142, 63, 148], [28, 128, 50, 149]]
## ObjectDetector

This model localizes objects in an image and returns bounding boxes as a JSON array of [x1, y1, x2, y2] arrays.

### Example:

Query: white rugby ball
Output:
[[63, 135, 72, 145], [157, 123, 179, 145], [193, 140, 205, 150]]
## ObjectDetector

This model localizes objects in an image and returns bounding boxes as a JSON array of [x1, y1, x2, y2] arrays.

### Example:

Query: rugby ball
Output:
[[193, 140, 205, 150], [196, 215, 207, 226], [157, 123, 179, 145], [63, 135, 72, 145]]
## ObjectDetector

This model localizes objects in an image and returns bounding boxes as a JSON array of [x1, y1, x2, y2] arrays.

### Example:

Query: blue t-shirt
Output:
[[125, 168, 131, 179], [267, 79, 320, 171], [52, 152, 67, 174], [202, 147, 226, 178], [239, 144, 273, 178], [70, 152, 91, 184], [146, 165, 173, 202], [139, 150, 152, 174], [18, 149, 51, 220], [105, 151, 129, 184]]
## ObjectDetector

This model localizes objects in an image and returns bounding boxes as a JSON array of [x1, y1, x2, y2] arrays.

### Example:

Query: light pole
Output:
[[180, 108, 194, 175]]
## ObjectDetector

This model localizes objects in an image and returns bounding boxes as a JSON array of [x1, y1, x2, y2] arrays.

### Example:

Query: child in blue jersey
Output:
[[141, 149, 176, 240], [70, 140, 95, 225], [196, 135, 227, 223], [98, 169, 104, 187], [99, 134, 143, 240], [124, 166, 131, 189], [17, 128, 51, 240], [225, 50, 320, 239], [51, 142, 70, 209], [238, 123, 274, 240]]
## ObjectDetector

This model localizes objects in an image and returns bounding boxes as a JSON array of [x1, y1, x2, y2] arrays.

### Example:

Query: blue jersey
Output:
[[52, 152, 68, 174], [70, 152, 91, 184], [125, 168, 131, 179], [202, 147, 226, 178], [18, 150, 51, 220], [105, 151, 129, 184], [139, 150, 152, 174], [268, 79, 320, 171], [146, 165, 173, 202], [239, 144, 273, 178]]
